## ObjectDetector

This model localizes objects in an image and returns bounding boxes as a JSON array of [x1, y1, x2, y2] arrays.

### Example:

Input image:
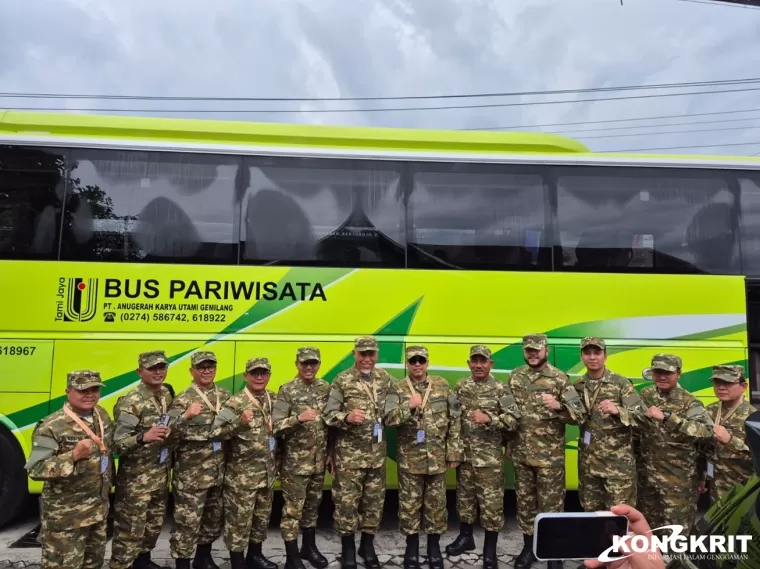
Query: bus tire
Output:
[[0, 427, 28, 528]]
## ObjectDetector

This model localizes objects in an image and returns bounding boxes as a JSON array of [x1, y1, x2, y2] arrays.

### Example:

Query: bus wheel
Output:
[[0, 427, 27, 528]]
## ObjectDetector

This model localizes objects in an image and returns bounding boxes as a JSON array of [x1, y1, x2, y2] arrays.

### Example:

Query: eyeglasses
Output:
[[408, 357, 427, 365], [195, 366, 216, 374], [299, 360, 320, 367]]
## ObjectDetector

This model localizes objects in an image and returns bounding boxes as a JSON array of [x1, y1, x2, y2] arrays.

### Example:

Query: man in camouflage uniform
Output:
[[169, 351, 253, 569], [385, 345, 463, 569], [110, 350, 176, 569], [508, 334, 585, 569], [698, 365, 757, 505], [325, 336, 411, 569], [222, 357, 279, 569], [637, 354, 714, 535], [445, 345, 521, 569], [25, 371, 114, 569], [272, 347, 333, 569]]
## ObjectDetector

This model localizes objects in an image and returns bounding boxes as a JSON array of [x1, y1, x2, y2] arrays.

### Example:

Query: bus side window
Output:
[[0, 145, 66, 260]]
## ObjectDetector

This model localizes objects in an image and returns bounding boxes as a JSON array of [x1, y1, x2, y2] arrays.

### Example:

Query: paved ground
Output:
[[0, 492, 567, 569]]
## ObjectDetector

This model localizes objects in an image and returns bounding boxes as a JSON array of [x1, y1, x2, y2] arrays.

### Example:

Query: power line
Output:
[[551, 116, 760, 135], [4, 85, 760, 114], [462, 107, 760, 131], [598, 140, 760, 152], [2, 77, 760, 102], [675, 0, 760, 9], [571, 123, 760, 140]]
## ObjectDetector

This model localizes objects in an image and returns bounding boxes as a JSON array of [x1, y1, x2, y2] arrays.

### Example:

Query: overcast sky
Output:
[[2, 0, 760, 156]]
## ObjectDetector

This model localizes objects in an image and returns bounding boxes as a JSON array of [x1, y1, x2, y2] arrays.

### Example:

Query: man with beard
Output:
[[445, 345, 521, 569], [508, 334, 585, 569]]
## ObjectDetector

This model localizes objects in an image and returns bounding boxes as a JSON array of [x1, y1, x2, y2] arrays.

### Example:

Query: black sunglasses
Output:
[[408, 356, 427, 365]]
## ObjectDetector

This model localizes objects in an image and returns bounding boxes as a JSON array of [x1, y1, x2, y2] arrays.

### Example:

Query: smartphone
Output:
[[157, 414, 172, 427], [533, 512, 629, 562]]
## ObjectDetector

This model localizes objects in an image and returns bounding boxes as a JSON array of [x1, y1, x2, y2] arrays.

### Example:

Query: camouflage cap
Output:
[[650, 354, 682, 372], [355, 336, 379, 351], [138, 350, 168, 368], [469, 345, 492, 359], [523, 334, 548, 350], [191, 351, 217, 367], [406, 345, 429, 360], [710, 364, 745, 384], [297, 347, 321, 362], [67, 370, 105, 391], [581, 337, 606, 350], [245, 357, 271, 372]]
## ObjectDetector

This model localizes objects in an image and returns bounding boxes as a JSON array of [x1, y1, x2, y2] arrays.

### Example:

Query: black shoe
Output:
[[192, 544, 219, 569], [285, 539, 306, 569], [340, 535, 357, 569], [246, 542, 277, 569], [483, 531, 499, 569], [403, 534, 420, 569], [357, 532, 380, 569], [513, 534, 536, 569], [176, 560, 191, 569], [426, 534, 443, 569], [134, 552, 162, 569], [230, 551, 247, 569], [445, 522, 475, 556], [299, 527, 328, 569]]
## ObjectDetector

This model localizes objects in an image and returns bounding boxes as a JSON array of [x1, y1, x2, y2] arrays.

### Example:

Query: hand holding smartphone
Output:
[[533, 512, 629, 562]]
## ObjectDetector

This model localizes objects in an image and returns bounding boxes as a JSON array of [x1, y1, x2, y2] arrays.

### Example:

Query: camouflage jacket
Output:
[[508, 363, 585, 468], [223, 387, 279, 491], [272, 376, 331, 476], [169, 383, 242, 491], [113, 383, 176, 494], [324, 366, 409, 470], [454, 374, 520, 468], [386, 374, 464, 474], [638, 384, 714, 483], [699, 399, 756, 489], [25, 404, 114, 531], [575, 369, 648, 478]]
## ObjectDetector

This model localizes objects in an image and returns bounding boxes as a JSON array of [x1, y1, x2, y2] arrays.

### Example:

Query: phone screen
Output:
[[534, 514, 629, 561]]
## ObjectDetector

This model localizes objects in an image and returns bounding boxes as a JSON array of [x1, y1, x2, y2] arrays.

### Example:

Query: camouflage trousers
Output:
[[637, 476, 697, 535], [223, 483, 274, 551], [332, 466, 386, 536], [280, 470, 324, 542], [398, 469, 447, 535], [110, 485, 168, 569], [41, 521, 107, 569], [578, 462, 636, 512], [456, 463, 504, 532], [170, 485, 224, 559], [514, 462, 564, 535]]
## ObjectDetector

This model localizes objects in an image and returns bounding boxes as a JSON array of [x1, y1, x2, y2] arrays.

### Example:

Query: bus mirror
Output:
[[641, 368, 653, 381], [744, 410, 760, 476]]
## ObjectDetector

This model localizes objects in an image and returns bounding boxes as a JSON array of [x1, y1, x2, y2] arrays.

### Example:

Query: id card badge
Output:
[[268, 436, 276, 452], [100, 455, 109, 474], [159, 448, 169, 464], [582, 430, 592, 446], [373, 421, 383, 443], [417, 429, 426, 444], [212, 441, 222, 453], [706, 461, 715, 478]]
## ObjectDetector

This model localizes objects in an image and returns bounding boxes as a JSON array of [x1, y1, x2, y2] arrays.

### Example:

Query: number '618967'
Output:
[[0, 346, 36, 356]]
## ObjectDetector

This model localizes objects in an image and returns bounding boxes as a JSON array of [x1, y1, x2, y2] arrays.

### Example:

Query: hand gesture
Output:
[[471, 410, 490, 424], [448, 461, 460, 468], [347, 409, 365, 425], [714, 425, 731, 444], [583, 504, 664, 569], [599, 400, 620, 416], [697, 481, 708, 494], [143, 425, 170, 443], [183, 402, 203, 420], [73, 439, 93, 461], [409, 392, 422, 409], [241, 409, 254, 425], [647, 406, 664, 421], [299, 408, 318, 423], [326, 455, 335, 475], [542, 393, 561, 410]]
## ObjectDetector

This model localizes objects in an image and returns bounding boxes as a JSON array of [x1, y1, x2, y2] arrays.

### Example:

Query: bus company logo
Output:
[[598, 525, 751, 562], [55, 277, 99, 322]]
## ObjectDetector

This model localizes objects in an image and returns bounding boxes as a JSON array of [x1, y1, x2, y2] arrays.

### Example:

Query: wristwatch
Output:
[[662, 412, 671, 422], [136, 431, 146, 444]]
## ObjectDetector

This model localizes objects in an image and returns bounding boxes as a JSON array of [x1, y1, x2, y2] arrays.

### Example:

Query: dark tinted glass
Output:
[[406, 164, 551, 270], [739, 174, 760, 276], [240, 157, 405, 268], [60, 149, 240, 263], [556, 168, 739, 274], [0, 145, 65, 260]]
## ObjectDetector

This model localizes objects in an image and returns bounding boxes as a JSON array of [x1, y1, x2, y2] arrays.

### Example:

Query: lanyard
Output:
[[63, 404, 106, 453], [405, 377, 433, 413], [193, 384, 220, 414], [244, 387, 272, 432], [715, 399, 743, 426], [357, 376, 379, 417], [150, 394, 167, 416], [584, 380, 603, 412]]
